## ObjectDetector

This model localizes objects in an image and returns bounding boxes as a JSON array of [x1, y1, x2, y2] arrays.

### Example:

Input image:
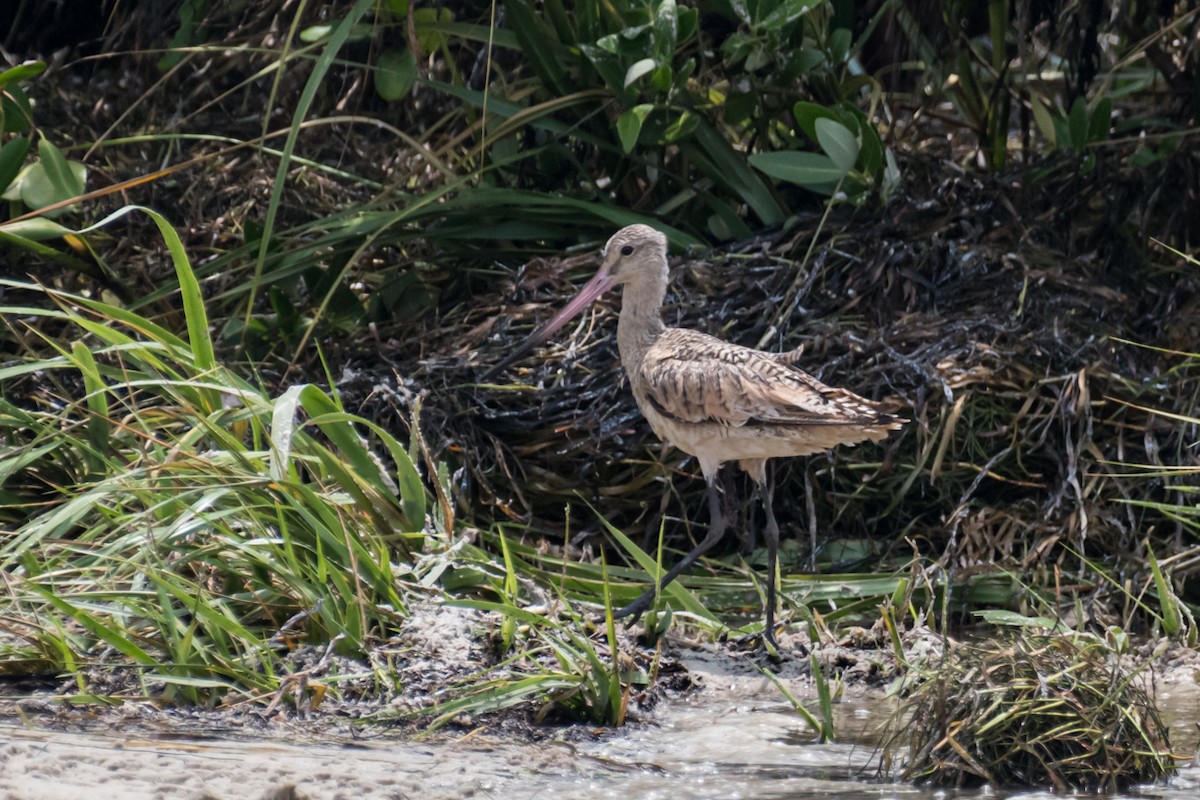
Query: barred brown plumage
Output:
[[486, 224, 906, 652]]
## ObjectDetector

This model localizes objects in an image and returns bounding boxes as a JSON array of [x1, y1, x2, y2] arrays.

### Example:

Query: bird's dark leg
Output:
[[761, 475, 808, 656], [615, 475, 727, 623]]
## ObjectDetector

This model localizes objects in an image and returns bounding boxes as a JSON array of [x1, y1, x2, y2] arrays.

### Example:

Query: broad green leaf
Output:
[[650, 64, 672, 92], [10, 154, 87, 212], [858, 120, 884, 177], [624, 58, 656, 87], [1052, 115, 1069, 149], [616, 104, 654, 153], [793, 100, 838, 143], [828, 27, 851, 63], [794, 47, 825, 74], [0, 217, 73, 241], [745, 45, 770, 72], [375, 48, 418, 101], [662, 110, 699, 142], [1088, 97, 1112, 144], [653, 0, 678, 62], [677, 7, 698, 41], [814, 117, 859, 173], [299, 24, 335, 42], [1, 83, 34, 134], [749, 150, 845, 186], [595, 32, 622, 55], [579, 44, 628, 95], [0, 61, 46, 89], [760, 0, 820, 30], [39, 137, 85, 198], [0, 136, 31, 194], [1030, 98, 1056, 146]]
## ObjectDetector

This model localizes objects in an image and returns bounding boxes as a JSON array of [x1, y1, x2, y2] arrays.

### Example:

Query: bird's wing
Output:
[[639, 329, 895, 428]]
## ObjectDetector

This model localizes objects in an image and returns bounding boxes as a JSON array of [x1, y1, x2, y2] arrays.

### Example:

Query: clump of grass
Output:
[[888, 629, 1176, 791], [0, 208, 427, 704]]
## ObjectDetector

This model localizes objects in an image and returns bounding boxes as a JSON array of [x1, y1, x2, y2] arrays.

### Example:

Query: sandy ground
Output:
[[0, 724, 604, 800], [0, 633, 880, 800], [4, 615, 1199, 800]]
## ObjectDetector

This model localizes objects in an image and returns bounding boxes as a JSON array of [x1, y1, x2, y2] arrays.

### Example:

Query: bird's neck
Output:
[[616, 272, 667, 370]]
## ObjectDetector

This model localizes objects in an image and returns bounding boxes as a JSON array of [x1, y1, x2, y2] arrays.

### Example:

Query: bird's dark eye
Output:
[[620, 244, 634, 256]]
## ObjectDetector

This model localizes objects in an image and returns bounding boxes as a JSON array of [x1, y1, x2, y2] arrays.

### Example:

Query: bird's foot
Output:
[[726, 625, 806, 660], [763, 627, 782, 661], [612, 588, 657, 624], [607, 589, 675, 643]]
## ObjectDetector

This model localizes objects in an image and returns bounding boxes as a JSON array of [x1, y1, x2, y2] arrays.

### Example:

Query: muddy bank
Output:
[[3, 642, 1200, 800], [4, 604, 1200, 800]]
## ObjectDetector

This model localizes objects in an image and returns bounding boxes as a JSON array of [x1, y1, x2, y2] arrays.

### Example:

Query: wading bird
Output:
[[485, 225, 905, 650]]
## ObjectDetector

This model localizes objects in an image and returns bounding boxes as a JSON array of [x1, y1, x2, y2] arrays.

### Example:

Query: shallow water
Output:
[[3, 655, 1198, 800], [580, 681, 1200, 800]]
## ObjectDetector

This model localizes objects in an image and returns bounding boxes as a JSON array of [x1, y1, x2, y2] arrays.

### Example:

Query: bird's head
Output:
[[480, 224, 668, 380], [599, 224, 669, 287]]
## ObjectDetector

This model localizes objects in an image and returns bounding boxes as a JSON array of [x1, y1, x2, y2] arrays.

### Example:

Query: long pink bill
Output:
[[480, 267, 615, 381]]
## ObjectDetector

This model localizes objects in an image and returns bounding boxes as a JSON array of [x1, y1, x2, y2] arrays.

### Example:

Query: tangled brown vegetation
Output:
[[350, 152, 1199, 624]]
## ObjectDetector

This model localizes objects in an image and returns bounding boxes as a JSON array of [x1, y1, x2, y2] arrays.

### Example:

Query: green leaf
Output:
[[11, 140, 87, 213], [650, 64, 673, 93], [624, 58, 656, 88], [507, 0, 570, 95], [413, 7, 454, 52], [1, 84, 34, 134], [1030, 97, 1057, 147], [792, 100, 837, 143], [745, 45, 770, 72], [793, 47, 825, 74], [617, 104, 654, 153], [1087, 97, 1112, 144], [681, 121, 784, 224], [653, 0, 679, 61], [662, 110, 699, 142], [858, 120, 884, 177], [0, 137, 31, 194], [1067, 96, 1088, 152], [814, 117, 859, 173], [881, 148, 901, 203], [677, 7, 698, 41], [299, 24, 335, 42], [1148, 547, 1182, 638], [973, 610, 1068, 631], [0, 218, 73, 241], [39, 137, 85, 198], [827, 27, 851, 63], [760, 0, 820, 31], [375, 48, 418, 101], [0, 61, 46, 90], [749, 150, 844, 186]]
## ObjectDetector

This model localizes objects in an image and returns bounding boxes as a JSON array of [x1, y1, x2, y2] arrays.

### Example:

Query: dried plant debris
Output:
[[350, 166, 1199, 601], [888, 631, 1177, 791]]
